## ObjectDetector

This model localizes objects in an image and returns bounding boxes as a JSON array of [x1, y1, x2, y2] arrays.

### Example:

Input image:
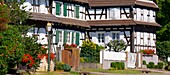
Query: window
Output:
[[59, 31, 62, 42], [112, 33, 120, 40], [140, 9, 144, 21], [56, 2, 61, 15], [31, 0, 39, 5], [147, 10, 150, 22], [98, 33, 105, 43], [67, 32, 71, 43], [38, 28, 46, 34], [75, 6, 79, 18]]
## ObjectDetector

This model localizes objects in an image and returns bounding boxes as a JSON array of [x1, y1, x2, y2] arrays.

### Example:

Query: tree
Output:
[[0, 25, 47, 74], [107, 40, 126, 52], [156, 0, 170, 61], [3, 0, 30, 25], [0, 3, 10, 31], [156, 41, 170, 61]]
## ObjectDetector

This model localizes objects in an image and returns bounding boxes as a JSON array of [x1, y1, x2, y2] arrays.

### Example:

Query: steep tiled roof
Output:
[[30, 12, 59, 22], [87, 0, 158, 9], [88, 19, 161, 27], [29, 12, 89, 27], [73, 0, 88, 3], [57, 17, 90, 28], [30, 12, 160, 27]]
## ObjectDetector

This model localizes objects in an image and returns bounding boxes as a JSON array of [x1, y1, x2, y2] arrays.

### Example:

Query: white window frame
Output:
[[58, 31, 63, 43], [67, 32, 71, 44]]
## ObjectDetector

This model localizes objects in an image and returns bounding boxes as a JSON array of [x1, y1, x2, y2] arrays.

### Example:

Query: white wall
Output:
[[22, 0, 49, 14], [135, 32, 156, 52]]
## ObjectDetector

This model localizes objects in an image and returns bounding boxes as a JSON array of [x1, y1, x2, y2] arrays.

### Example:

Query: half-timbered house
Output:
[[21, 0, 160, 70], [86, 0, 160, 53]]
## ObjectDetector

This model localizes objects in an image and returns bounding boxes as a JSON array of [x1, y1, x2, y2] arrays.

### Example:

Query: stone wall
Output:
[[79, 63, 102, 69]]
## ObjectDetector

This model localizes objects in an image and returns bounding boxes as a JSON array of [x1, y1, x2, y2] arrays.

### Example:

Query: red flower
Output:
[[22, 54, 35, 67], [38, 54, 45, 59], [143, 49, 155, 54], [71, 44, 77, 48], [45, 53, 55, 60]]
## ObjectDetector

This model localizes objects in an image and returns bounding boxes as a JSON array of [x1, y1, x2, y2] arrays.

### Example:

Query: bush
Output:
[[81, 40, 104, 63], [62, 64, 71, 72], [154, 65, 159, 69], [120, 62, 125, 70], [143, 60, 147, 65], [158, 62, 164, 69], [110, 62, 125, 70], [147, 62, 154, 68], [111, 62, 116, 69], [55, 62, 64, 70]]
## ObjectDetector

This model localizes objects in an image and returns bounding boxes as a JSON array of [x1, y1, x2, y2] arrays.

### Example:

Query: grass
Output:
[[80, 68, 142, 74], [30, 71, 79, 75], [28, 69, 161, 75]]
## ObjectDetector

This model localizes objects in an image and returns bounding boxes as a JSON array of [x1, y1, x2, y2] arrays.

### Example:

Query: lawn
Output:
[[29, 69, 161, 75], [80, 69, 142, 74], [30, 71, 79, 75]]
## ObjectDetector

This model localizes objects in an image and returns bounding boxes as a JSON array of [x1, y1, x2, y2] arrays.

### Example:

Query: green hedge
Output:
[[157, 62, 164, 69], [143, 60, 147, 65], [147, 62, 154, 68], [111, 62, 125, 70], [146, 62, 164, 69]]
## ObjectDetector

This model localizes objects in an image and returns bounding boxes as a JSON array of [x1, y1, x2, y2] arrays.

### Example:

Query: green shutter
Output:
[[76, 32, 80, 46], [72, 32, 74, 44], [55, 30, 59, 44], [56, 2, 60, 15], [63, 3, 67, 16], [75, 6, 79, 18], [64, 30, 67, 43]]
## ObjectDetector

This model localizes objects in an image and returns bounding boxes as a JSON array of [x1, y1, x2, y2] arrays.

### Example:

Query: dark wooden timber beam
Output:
[[49, 0, 53, 13], [130, 26, 135, 53]]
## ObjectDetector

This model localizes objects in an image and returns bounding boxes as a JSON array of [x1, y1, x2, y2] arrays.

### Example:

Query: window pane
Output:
[[102, 33, 104, 42], [59, 31, 62, 42], [98, 34, 100, 43], [39, 28, 46, 34], [112, 33, 115, 39], [116, 33, 120, 39]]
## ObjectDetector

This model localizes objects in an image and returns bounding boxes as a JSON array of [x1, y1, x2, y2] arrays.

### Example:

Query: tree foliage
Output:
[[3, 0, 30, 25], [0, 3, 10, 31], [0, 25, 46, 74], [107, 40, 126, 52], [156, 0, 170, 61]]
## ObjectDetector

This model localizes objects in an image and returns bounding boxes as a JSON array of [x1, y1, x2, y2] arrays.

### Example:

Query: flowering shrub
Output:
[[22, 54, 35, 67], [63, 43, 77, 49], [45, 53, 55, 60], [140, 49, 155, 54]]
